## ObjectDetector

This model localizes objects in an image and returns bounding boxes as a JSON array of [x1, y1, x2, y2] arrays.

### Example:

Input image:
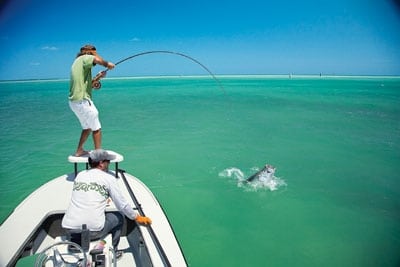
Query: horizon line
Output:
[[1, 73, 400, 83]]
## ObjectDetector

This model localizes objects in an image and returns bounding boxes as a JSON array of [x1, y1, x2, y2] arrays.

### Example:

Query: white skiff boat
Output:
[[0, 151, 188, 267]]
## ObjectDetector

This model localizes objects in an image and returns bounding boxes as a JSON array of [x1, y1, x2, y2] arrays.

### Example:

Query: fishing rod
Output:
[[92, 50, 224, 93]]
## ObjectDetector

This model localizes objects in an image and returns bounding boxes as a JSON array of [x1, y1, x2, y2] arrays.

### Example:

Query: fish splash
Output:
[[219, 166, 287, 191]]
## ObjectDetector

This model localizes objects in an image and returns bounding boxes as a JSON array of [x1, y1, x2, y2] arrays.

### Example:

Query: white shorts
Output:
[[69, 99, 101, 131]]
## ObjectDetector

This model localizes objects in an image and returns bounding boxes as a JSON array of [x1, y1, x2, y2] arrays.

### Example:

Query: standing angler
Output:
[[69, 44, 115, 156]]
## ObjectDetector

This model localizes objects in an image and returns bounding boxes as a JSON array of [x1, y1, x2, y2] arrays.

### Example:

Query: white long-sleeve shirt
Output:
[[62, 168, 137, 231]]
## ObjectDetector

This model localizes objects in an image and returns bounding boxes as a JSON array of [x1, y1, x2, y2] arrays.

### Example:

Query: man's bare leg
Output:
[[75, 129, 91, 156], [93, 129, 102, 149]]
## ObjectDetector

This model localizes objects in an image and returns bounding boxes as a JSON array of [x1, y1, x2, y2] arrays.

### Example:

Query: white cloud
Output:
[[129, 37, 140, 42], [41, 46, 59, 51], [30, 62, 40, 66]]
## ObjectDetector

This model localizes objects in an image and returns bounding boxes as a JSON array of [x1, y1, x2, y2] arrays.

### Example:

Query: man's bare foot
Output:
[[74, 150, 89, 157]]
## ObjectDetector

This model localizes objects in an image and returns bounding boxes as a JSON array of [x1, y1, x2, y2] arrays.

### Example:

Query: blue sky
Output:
[[0, 0, 399, 80]]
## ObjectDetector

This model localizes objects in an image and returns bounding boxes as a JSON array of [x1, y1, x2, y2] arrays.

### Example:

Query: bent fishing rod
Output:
[[92, 50, 224, 93]]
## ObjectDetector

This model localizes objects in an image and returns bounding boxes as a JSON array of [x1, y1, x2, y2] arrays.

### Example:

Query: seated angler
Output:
[[62, 149, 152, 259]]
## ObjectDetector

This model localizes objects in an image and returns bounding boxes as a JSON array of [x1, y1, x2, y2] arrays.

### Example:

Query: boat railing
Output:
[[119, 169, 173, 267]]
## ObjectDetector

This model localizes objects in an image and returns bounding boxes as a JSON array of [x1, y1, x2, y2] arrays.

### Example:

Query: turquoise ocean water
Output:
[[0, 76, 399, 266]]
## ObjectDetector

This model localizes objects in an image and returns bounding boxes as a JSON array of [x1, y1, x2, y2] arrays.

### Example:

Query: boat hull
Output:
[[0, 171, 187, 266]]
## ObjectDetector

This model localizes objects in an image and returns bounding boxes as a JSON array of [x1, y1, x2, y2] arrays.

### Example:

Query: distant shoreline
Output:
[[1, 74, 400, 83]]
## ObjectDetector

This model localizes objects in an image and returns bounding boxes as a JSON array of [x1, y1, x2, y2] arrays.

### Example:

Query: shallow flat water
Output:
[[1, 76, 399, 266]]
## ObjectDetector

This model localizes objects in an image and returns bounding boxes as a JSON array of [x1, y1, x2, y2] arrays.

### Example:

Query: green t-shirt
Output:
[[69, 54, 95, 101]]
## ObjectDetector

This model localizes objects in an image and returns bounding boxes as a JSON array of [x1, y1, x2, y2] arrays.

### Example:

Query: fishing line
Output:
[[93, 50, 225, 94]]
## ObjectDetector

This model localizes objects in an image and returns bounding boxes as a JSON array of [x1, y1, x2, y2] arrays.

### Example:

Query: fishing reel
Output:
[[92, 70, 107, 89], [92, 79, 101, 89]]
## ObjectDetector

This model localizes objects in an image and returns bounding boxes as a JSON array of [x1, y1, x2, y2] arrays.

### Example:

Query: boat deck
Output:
[[0, 151, 187, 266]]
